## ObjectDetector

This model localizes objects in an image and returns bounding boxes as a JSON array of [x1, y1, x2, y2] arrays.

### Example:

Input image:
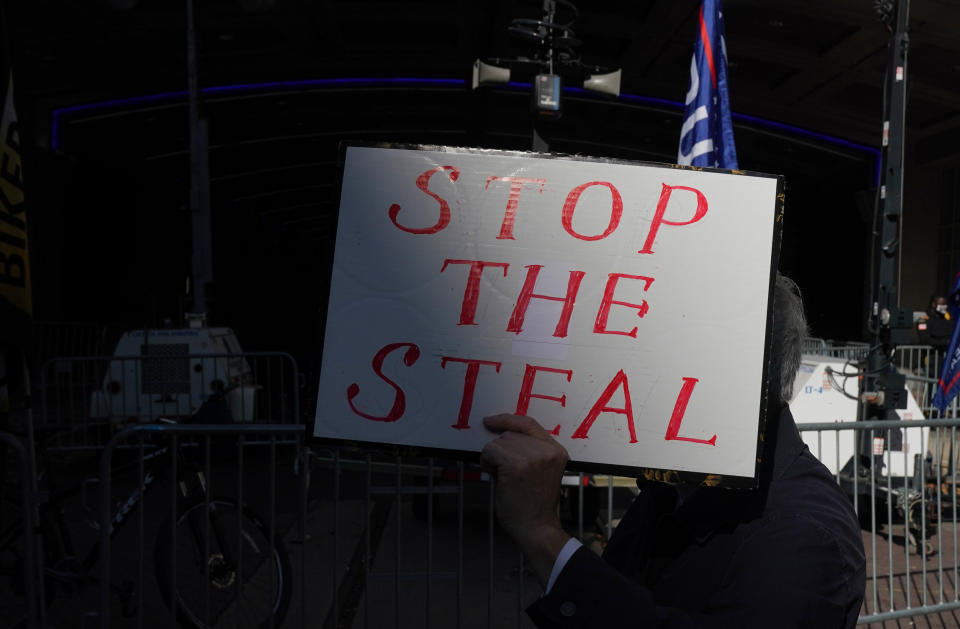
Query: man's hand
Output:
[[481, 413, 572, 586]]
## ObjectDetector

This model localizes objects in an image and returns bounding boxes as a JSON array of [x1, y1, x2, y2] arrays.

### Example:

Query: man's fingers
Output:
[[482, 428, 569, 475], [481, 432, 528, 466], [483, 413, 552, 439], [480, 436, 507, 468]]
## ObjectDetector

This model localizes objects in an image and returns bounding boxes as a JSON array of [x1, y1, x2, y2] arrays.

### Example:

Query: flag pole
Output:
[[676, 0, 737, 170], [186, 0, 212, 327]]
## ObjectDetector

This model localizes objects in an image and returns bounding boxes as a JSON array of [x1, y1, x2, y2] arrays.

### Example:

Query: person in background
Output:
[[917, 295, 953, 357], [481, 274, 866, 628], [918, 294, 959, 484]]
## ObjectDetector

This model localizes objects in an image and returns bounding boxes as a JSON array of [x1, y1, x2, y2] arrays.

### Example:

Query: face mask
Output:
[[937, 304, 948, 314]]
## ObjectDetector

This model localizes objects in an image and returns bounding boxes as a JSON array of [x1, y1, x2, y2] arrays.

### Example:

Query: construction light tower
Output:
[[860, 0, 912, 454]]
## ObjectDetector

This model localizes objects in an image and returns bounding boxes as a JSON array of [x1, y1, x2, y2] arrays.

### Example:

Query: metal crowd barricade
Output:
[[802, 337, 828, 355], [797, 416, 960, 626], [805, 342, 942, 383], [38, 352, 300, 450], [894, 345, 943, 415], [55, 337, 960, 627], [821, 341, 871, 361], [305, 448, 538, 629], [73, 412, 960, 627], [32, 321, 106, 365], [796, 340, 960, 624], [96, 423, 306, 629], [46, 415, 960, 628], [90, 426, 545, 628], [894, 345, 942, 380], [0, 430, 43, 629], [900, 373, 944, 421], [297, 446, 639, 629]]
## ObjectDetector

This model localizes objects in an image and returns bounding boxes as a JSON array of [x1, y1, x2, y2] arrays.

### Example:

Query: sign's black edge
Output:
[[344, 140, 781, 180]]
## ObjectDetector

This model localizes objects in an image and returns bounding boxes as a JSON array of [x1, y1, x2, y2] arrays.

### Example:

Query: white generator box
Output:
[[89, 327, 259, 423], [789, 355, 926, 477]]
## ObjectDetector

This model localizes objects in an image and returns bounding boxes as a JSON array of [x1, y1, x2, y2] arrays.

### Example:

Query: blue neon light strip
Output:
[[566, 85, 882, 185], [49, 78, 467, 146], [202, 76, 465, 95], [51, 76, 881, 183]]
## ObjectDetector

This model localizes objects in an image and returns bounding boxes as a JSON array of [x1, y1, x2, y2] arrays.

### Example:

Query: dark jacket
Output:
[[527, 406, 866, 628], [917, 312, 953, 354]]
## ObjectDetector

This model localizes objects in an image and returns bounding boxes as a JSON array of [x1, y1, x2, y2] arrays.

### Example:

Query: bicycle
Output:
[[0, 413, 294, 629]]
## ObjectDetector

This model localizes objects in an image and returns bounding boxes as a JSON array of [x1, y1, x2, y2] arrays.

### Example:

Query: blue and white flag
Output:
[[677, 0, 738, 169], [948, 271, 960, 321], [934, 271, 960, 412]]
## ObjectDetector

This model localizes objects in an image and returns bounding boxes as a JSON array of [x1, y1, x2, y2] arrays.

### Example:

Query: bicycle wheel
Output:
[[154, 498, 291, 629]]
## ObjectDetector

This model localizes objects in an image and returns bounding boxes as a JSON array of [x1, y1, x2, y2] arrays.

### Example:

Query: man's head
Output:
[[931, 295, 949, 316], [770, 273, 808, 404]]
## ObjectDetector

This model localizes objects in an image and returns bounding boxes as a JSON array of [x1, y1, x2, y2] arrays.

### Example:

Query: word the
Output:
[[441, 259, 654, 339]]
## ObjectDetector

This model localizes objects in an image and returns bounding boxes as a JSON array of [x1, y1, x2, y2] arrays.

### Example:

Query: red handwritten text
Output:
[[516, 364, 571, 435], [485, 176, 547, 240], [638, 184, 708, 254], [506, 265, 585, 338], [388, 166, 459, 234], [441, 259, 510, 325], [561, 181, 624, 241], [571, 369, 638, 443], [347, 342, 421, 422], [594, 274, 655, 338], [664, 377, 716, 445], [441, 356, 502, 430]]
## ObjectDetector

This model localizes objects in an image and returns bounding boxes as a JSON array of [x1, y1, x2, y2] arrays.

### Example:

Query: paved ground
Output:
[[861, 521, 960, 628]]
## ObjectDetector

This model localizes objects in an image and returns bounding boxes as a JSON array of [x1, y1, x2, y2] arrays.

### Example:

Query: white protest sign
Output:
[[314, 145, 782, 482]]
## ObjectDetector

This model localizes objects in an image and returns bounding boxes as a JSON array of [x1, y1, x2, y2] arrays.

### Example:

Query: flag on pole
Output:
[[932, 323, 960, 413], [948, 271, 960, 321], [934, 272, 960, 412], [677, 0, 738, 169]]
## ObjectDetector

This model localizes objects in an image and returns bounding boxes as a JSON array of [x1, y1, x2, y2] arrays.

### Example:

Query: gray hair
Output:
[[771, 273, 808, 403]]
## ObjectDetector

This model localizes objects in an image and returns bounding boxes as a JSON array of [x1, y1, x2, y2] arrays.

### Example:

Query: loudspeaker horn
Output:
[[472, 59, 511, 89], [583, 69, 621, 97]]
